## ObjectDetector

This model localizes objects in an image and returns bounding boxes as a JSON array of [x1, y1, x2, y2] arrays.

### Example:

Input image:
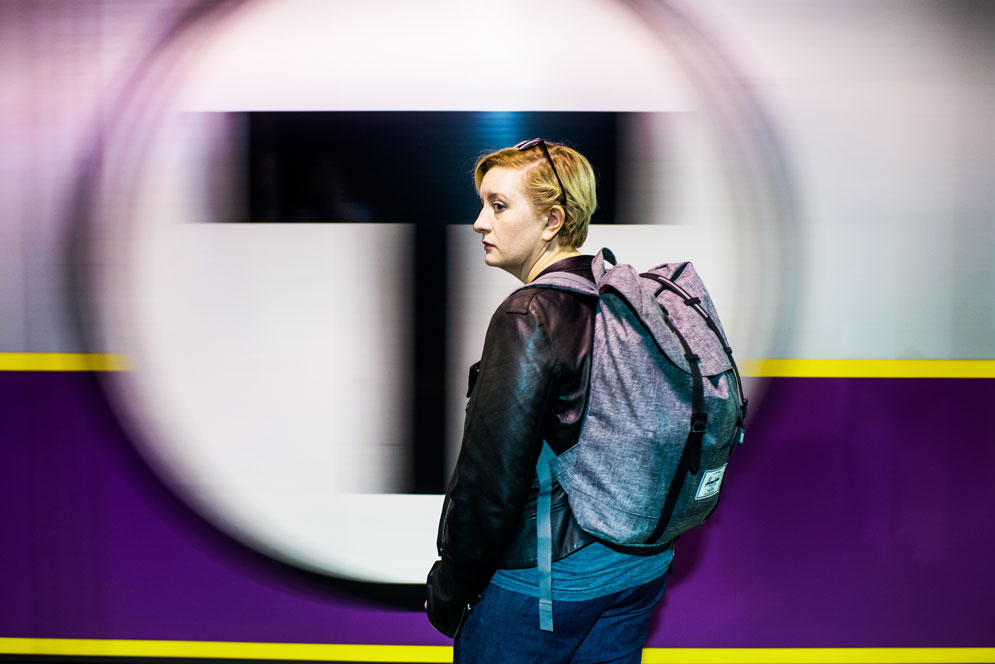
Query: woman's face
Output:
[[473, 166, 549, 282]]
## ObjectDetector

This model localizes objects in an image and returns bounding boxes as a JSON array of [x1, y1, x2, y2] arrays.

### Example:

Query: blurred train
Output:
[[1, 1, 993, 661]]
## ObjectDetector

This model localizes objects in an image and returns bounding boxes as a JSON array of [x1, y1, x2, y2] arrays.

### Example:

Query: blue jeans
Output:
[[453, 573, 667, 664]]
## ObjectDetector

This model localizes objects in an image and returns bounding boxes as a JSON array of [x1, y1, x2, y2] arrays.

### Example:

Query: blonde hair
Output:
[[474, 141, 597, 249]]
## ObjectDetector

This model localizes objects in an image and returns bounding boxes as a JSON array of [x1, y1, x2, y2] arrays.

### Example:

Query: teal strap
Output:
[[536, 442, 556, 632]]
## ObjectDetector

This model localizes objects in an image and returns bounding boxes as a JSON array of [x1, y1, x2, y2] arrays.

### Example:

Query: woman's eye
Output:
[[493, 202, 506, 212]]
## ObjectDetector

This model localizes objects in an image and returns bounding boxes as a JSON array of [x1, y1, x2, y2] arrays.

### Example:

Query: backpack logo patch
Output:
[[695, 465, 727, 500]]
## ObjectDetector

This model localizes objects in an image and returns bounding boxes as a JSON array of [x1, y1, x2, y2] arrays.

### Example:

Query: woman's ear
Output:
[[541, 206, 565, 243]]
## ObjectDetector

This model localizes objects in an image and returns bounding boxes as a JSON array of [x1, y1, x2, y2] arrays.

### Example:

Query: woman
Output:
[[427, 139, 672, 663]]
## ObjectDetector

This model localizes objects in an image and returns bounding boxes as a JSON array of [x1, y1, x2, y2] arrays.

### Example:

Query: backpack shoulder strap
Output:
[[512, 249, 617, 298], [521, 270, 598, 296], [536, 442, 556, 632]]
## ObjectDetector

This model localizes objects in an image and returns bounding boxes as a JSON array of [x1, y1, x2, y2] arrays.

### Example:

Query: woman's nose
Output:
[[473, 209, 488, 234]]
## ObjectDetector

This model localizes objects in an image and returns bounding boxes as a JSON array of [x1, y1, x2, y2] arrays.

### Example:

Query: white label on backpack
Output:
[[695, 465, 727, 500]]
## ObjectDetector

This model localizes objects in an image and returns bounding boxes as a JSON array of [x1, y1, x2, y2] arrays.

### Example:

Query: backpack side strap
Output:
[[641, 272, 749, 422], [645, 301, 707, 544]]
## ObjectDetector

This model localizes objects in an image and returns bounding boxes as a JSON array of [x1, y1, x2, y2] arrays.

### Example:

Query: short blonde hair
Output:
[[474, 141, 597, 249]]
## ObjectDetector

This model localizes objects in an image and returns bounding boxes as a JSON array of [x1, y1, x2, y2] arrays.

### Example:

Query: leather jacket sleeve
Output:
[[427, 287, 564, 637]]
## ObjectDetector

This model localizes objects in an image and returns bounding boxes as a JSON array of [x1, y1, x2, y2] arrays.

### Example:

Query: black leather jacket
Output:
[[427, 255, 597, 637]]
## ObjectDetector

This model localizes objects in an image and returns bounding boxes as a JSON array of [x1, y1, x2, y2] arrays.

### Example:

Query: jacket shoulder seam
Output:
[[503, 287, 546, 315]]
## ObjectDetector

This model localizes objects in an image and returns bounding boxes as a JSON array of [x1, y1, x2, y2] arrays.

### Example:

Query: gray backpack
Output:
[[517, 248, 748, 631]]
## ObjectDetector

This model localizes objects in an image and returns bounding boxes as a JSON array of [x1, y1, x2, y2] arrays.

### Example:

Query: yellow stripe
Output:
[[0, 352, 129, 371], [741, 358, 995, 379], [0, 640, 993, 663], [1, 354, 993, 378], [642, 648, 995, 663], [0, 638, 449, 662]]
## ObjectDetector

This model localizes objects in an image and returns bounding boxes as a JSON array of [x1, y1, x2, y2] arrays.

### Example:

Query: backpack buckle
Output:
[[690, 412, 708, 434]]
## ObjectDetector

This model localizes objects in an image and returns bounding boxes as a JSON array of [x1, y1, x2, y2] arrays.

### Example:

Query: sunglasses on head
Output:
[[515, 138, 568, 205]]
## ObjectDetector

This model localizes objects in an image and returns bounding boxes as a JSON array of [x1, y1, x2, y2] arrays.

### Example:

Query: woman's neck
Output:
[[525, 246, 581, 283]]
